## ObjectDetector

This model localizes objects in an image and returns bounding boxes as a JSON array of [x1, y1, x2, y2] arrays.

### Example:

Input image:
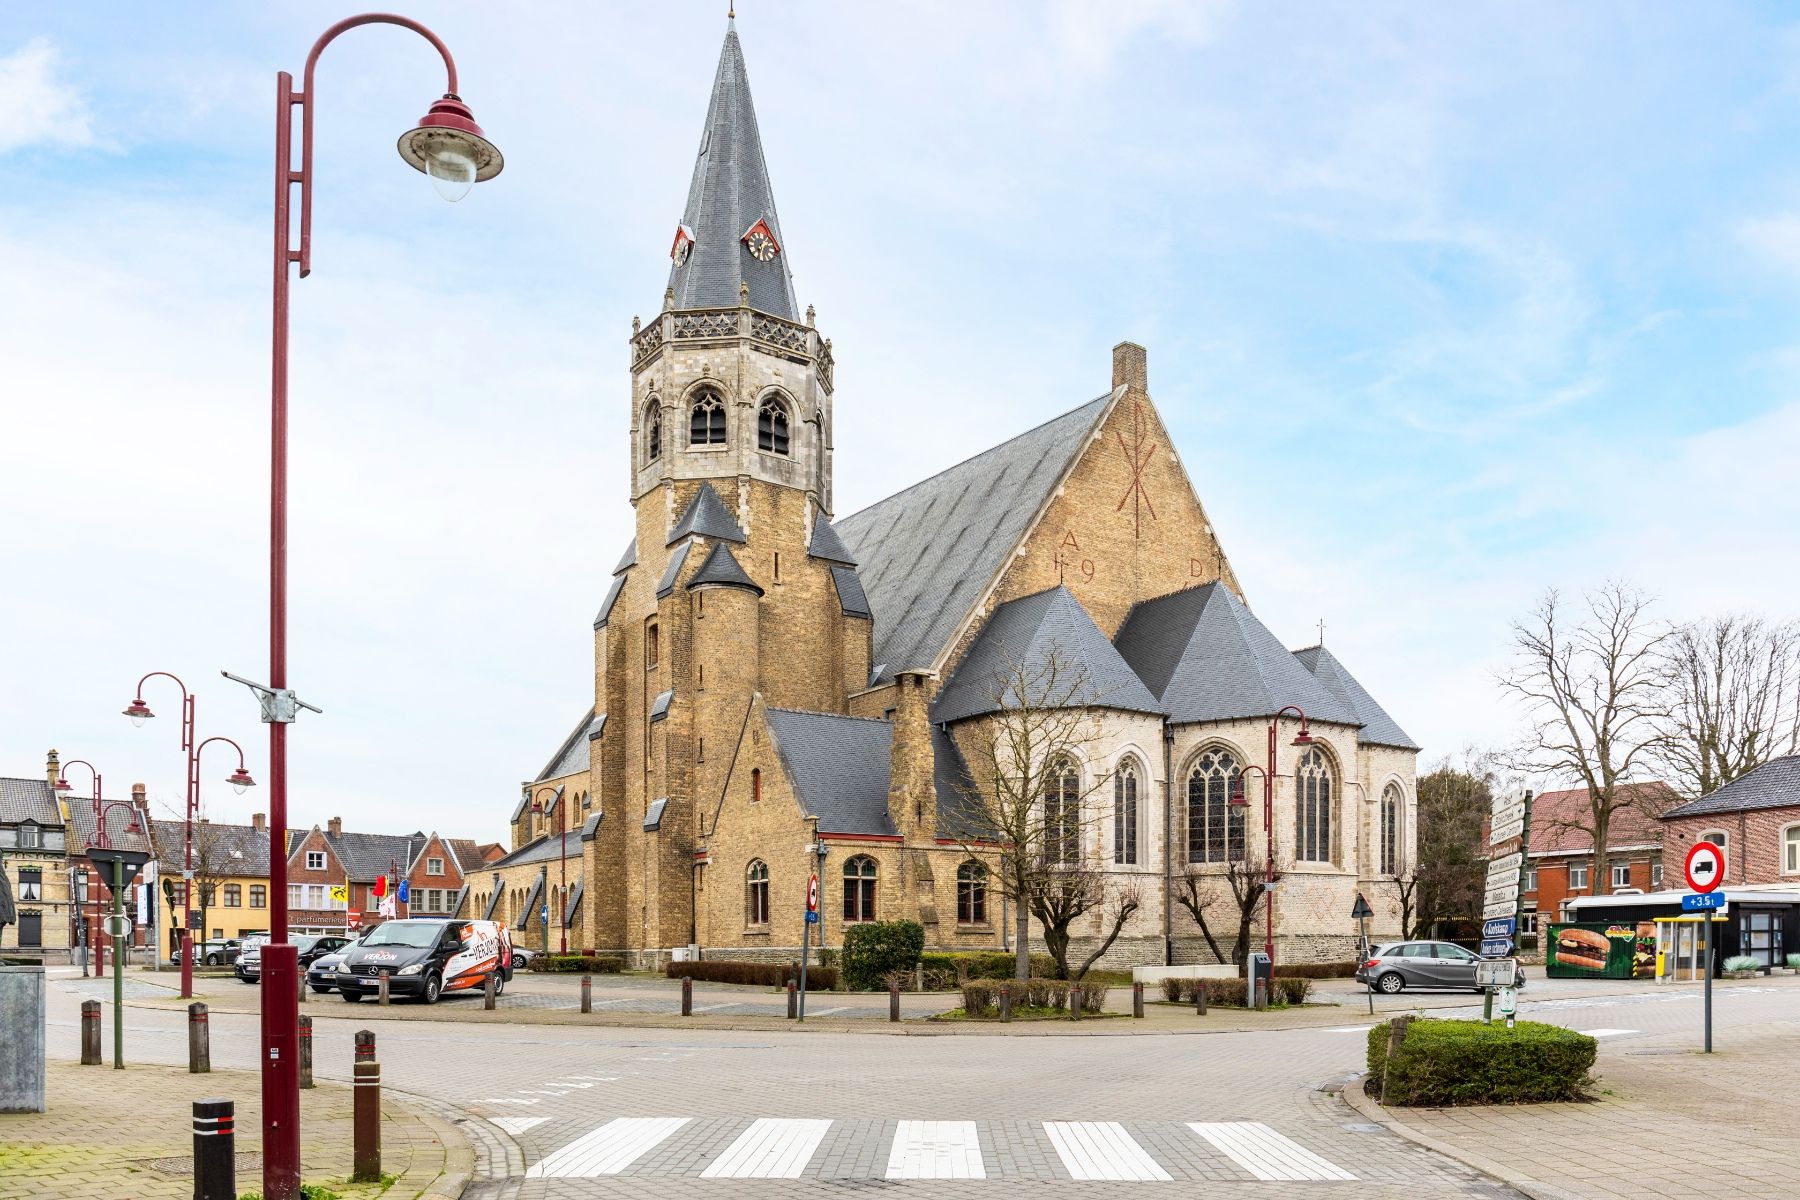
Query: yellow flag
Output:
[[329, 884, 349, 904]]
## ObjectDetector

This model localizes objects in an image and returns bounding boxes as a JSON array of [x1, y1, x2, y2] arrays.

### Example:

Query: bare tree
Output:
[[1173, 857, 1279, 969], [1501, 583, 1670, 896], [1656, 614, 1800, 799], [1032, 876, 1143, 980], [953, 645, 1116, 982]]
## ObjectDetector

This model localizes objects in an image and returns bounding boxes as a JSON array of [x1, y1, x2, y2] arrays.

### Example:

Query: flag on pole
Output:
[[373, 874, 388, 898], [328, 884, 349, 905], [378, 893, 396, 919], [398, 879, 410, 905]]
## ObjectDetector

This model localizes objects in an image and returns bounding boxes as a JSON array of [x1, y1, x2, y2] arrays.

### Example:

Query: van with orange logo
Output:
[[334, 918, 511, 1004]]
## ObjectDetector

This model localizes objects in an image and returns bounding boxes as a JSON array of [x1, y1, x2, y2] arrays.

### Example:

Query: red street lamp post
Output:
[[53, 760, 110, 971], [1229, 706, 1314, 969], [54, 760, 146, 1067], [530, 786, 567, 954], [242, 17, 502, 1198], [123, 673, 257, 996]]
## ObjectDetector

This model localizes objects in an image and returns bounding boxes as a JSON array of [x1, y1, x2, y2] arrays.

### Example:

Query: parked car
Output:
[[167, 937, 253, 966], [335, 918, 511, 1004], [236, 934, 351, 984], [509, 945, 537, 971], [1355, 940, 1528, 994], [306, 939, 362, 993]]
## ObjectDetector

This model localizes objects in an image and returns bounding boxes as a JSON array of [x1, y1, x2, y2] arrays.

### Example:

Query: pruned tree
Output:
[[1173, 856, 1279, 969], [1655, 614, 1800, 799], [953, 644, 1117, 982], [1407, 759, 1494, 937], [1500, 583, 1670, 896], [1032, 875, 1143, 980]]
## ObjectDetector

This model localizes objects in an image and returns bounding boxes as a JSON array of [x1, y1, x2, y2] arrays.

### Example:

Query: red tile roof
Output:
[[1527, 782, 1678, 855]]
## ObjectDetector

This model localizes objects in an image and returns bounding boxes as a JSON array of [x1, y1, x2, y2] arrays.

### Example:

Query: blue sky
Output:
[[3, 2, 1798, 835]]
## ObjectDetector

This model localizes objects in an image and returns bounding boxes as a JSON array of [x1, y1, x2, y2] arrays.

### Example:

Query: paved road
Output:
[[41, 968, 1795, 1198]]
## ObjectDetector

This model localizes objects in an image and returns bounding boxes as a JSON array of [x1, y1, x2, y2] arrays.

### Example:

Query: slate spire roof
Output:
[[807, 515, 857, 566], [666, 20, 800, 320], [668, 481, 747, 545], [1112, 582, 1358, 728], [1292, 645, 1419, 750], [687, 542, 763, 594], [934, 586, 1162, 724]]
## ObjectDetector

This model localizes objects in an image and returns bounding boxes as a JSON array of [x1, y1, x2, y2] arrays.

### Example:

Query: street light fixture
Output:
[[1227, 706, 1313, 969], [249, 19, 502, 1195], [56, 758, 145, 1068]]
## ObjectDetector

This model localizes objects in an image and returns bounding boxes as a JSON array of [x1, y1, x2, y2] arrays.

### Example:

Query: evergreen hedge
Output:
[[525, 955, 625, 974], [661, 960, 840, 990], [1368, 1019, 1596, 1105], [842, 920, 925, 990]]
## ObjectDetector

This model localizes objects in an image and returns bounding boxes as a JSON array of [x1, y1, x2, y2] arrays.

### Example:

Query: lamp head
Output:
[[123, 699, 154, 727], [397, 94, 503, 202], [52, 777, 71, 792], [1228, 778, 1248, 806], [227, 767, 255, 794], [1291, 725, 1315, 747]]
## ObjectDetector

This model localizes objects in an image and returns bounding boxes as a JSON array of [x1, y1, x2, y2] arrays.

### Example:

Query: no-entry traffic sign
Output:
[[1685, 841, 1726, 893]]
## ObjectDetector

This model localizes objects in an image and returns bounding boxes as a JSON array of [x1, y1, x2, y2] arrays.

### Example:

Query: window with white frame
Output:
[[1611, 862, 1630, 888], [1702, 830, 1728, 851], [1526, 867, 1538, 892], [1570, 864, 1589, 890], [1785, 826, 1800, 875], [1652, 862, 1663, 888], [288, 884, 302, 908], [305, 851, 325, 871], [18, 822, 40, 849], [427, 857, 444, 876]]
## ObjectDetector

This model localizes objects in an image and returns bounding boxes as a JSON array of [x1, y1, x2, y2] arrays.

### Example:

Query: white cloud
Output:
[[0, 37, 93, 154]]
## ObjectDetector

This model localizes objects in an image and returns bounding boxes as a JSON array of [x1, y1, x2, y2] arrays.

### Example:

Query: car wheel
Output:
[[511, 952, 525, 969], [1377, 972, 1406, 995], [491, 971, 505, 997], [422, 972, 442, 1005], [341, 990, 363, 1002]]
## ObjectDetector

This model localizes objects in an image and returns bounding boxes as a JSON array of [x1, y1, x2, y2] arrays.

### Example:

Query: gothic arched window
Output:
[[1295, 747, 1334, 863], [645, 402, 662, 463], [1187, 748, 1244, 863], [757, 395, 791, 455], [956, 861, 987, 924], [843, 855, 877, 922], [745, 859, 770, 926], [1380, 783, 1402, 875], [1113, 759, 1141, 865], [689, 389, 726, 446], [1044, 757, 1080, 865]]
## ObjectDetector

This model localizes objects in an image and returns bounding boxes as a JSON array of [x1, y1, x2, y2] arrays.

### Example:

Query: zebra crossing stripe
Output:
[[701, 1118, 834, 1178], [526, 1117, 689, 1178], [487, 1116, 547, 1136], [886, 1120, 985, 1179], [1188, 1122, 1355, 1181], [1044, 1121, 1172, 1181]]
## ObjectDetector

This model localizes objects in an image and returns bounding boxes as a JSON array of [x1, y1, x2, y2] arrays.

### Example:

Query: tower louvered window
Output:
[[1187, 749, 1244, 863], [757, 396, 790, 454], [1295, 748, 1334, 863], [689, 390, 726, 445]]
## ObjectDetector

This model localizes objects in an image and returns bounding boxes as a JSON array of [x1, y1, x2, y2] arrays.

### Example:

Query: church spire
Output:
[[666, 21, 800, 320]]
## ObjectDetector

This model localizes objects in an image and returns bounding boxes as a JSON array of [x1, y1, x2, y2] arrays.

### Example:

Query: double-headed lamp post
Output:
[[244, 15, 503, 1199], [1228, 706, 1314, 968], [53, 759, 145, 1068], [531, 786, 567, 954], [122, 673, 256, 997]]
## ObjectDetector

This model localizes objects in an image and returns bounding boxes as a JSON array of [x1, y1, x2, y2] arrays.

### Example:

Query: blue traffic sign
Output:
[[1480, 937, 1514, 957], [1481, 917, 1516, 939], [805, 910, 820, 924], [1682, 892, 1726, 912]]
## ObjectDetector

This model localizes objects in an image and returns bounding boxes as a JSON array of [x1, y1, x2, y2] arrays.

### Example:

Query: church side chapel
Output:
[[480, 17, 1420, 971]]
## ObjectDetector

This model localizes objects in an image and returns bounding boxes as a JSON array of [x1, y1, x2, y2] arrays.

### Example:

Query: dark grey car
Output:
[[1356, 940, 1488, 994]]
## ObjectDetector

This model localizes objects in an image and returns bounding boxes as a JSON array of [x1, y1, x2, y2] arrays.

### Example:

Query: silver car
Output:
[[1357, 940, 1496, 994]]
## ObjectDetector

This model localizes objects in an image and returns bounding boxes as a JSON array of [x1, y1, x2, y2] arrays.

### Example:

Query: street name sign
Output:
[[1482, 916, 1517, 939], [1484, 882, 1520, 908], [1489, 817, 1524, 846], [1481, 937, 1514, 957], [1485, 851, 1523, 878], [1482, 897, 1518, 920], [1682, 892, 1727, 913], [1685, 842, 1726, 893]]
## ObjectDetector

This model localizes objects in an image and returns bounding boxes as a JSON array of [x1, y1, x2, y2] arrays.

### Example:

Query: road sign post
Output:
[[1351, 893, 1375, 1014], [798, 871, 819, 1023], [1684, 841, 1726, 1054]]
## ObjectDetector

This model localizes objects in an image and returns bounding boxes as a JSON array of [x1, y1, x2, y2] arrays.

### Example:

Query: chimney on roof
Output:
[[252, 812, 266, 833], [886, 671, 937, 844], [132, 783, 146, 803], [1112, 341, 1147, 394], [46, 749, 60, 788], [328, 816, 342, 838]]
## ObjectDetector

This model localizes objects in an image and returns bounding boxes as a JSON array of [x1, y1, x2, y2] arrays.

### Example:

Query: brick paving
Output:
[[0, 1059, 467, 1200]]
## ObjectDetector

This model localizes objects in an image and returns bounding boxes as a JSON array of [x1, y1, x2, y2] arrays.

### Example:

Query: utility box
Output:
[[1247, 952, 1273, 1003], [0, 965, 45, 1113]]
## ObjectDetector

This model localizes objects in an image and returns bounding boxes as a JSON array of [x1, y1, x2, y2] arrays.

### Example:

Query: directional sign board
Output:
[[1489, 817, 1524, 846], [1484, 882, 1520, 908], [1485, 851, 1523, 879], [1481, 937, 1514, 957], [1482, 897, 1518, 920], [1482, 916, 1517, 939], [1475, 958, 1519, 987], [1682, 892, 1728, 913], [1685, 841, 1726, 893]]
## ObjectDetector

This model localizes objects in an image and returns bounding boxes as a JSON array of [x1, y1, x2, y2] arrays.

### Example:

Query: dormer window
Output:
[[757, 396, 791, 455], [645, 403, 662, 463], [689, 389, 726, 446]]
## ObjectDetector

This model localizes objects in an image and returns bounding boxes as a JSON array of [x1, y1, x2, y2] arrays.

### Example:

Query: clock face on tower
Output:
[[745, 230, 777, 262]]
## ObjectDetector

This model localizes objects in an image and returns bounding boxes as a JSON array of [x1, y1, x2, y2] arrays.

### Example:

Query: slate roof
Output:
[[284, 828, 440, 882], [490, 830, 584, 870], [1662, 757, 1800, 819], [150, 819, 271, 876], [837, 395, 1113, 684], [537, 711, 601, 781], [613, 538, 637, 575], [1527, 783, 1679, 855], [0, 777, 61, 826], [932, 727, 992, 842], [593, 576, 626, 629], [650, 690, 675, 722], [807, 516, 857, 566], [1292, 645, 1419, 750], [667, 482, 746, 545], [933, 586, 1162, 724], [656, 541, 693, 599], [515, 875, 543, 931], [63, 797, 151, 855], [666, 21, 800, 320], [1112, 582, 1358, 728], [687, 542, 762, 593], [447, 839, 493, 873], [765, 708, 897, 836], [831, 567, 871, 618]]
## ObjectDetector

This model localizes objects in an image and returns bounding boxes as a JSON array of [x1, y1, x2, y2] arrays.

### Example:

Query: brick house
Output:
[[283, 818, 496, 935], [1523, 782, 1678, 930], [1660, 755, 1800, 887], [1, 759, 72, 961]]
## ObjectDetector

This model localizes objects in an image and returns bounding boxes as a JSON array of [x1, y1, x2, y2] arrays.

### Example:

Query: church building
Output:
[[478, 18, 1420, 971]]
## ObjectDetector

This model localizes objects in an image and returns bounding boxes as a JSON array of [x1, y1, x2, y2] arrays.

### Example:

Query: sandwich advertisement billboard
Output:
[[1545, 922, 1656, 979]]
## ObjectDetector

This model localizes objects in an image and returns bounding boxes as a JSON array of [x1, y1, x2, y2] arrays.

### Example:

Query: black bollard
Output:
[[298, 1014, 313, 1089], [80, 1000, 101, 1065], [484, 973, 496, 1010], [1132, 981, 1144, 1018], [192, 1098, 235, 1200], [1195, 980, 1208, 1016], [888, 980, 900, 1023], [188, 1003, 210, 1074], [681, 976, 693, 1016], [352, 1060, 381, 1182], [786, 979, 797, 1019]]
